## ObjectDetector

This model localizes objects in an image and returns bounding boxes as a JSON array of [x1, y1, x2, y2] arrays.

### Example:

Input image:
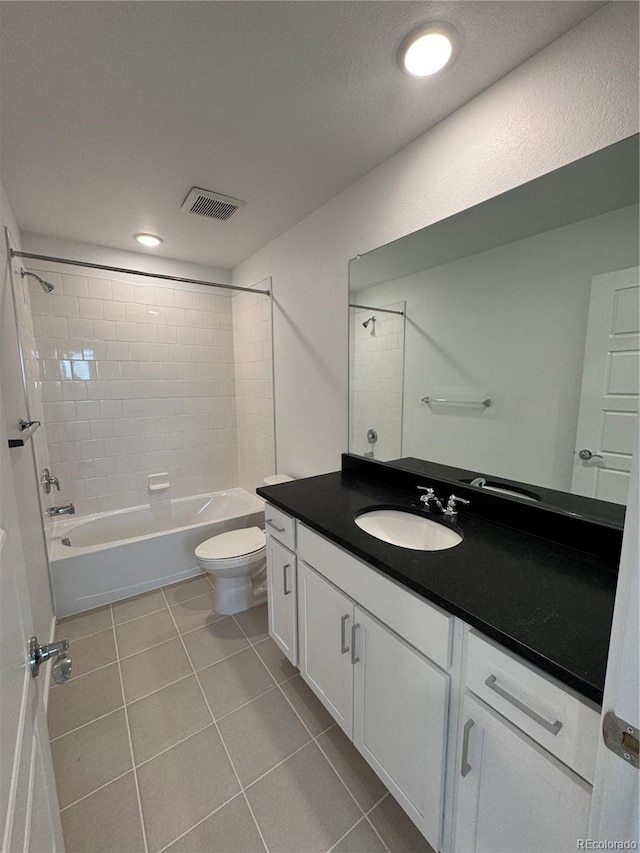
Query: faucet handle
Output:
[[445, 494, 470, 519], [418, 486, 444, 512]]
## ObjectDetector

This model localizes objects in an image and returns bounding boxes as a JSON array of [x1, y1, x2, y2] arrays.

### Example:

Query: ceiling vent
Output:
[[181, 187, 246, 221]]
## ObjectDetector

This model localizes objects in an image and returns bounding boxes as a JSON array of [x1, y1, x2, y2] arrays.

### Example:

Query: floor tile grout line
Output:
[[362, 794, 394, 853], [231, 614, 375, 825], [213, 685, 278, 724], [241, 739, 315, 792], [110, 603, 150, 853], [325, 815, 367, 853], [134, 721, 218, 770], [58, 769, 134, 814], [160, 588, 271, 853], [154, 791, 245, 853], [125, 672, 194, 710], [50, 703, 125, 742], [114, 613, 231, 663]]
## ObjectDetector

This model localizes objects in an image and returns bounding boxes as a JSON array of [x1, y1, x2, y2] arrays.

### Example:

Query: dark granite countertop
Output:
[[257, 470, 620, 705]]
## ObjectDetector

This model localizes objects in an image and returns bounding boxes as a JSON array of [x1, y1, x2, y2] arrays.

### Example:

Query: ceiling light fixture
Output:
[[134, 233, 163, 248], [399, 24, 457, 77]]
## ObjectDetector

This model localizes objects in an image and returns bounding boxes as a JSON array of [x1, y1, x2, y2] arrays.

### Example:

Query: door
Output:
[[454, 694, 591, 853], [266, 536, 298, 666], [298, 562, 355, 737], [1, 386, 63, 851], [572, 267, 639, 504], [352, 607, 449, 851], [588, 444, 639, 841]]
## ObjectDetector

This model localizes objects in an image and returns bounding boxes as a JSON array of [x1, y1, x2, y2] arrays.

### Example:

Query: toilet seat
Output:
[[195, 526, 266, 564]]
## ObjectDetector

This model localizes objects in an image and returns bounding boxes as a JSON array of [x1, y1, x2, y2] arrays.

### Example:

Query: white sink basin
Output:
[[354, 509, 462, 551]]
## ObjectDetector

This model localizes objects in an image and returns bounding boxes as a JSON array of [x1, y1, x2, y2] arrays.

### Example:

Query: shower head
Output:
[[362, 316, 376, 328], [20, 269, 55, 293]]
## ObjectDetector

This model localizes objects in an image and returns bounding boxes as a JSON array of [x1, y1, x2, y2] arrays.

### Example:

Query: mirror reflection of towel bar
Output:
[[422, 396, 492, 409]]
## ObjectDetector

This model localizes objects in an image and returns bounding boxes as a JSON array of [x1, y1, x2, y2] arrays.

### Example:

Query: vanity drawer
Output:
[[465, 631, 600, 783], [298, 523, 452, 670], [264, 504, 296, 551]]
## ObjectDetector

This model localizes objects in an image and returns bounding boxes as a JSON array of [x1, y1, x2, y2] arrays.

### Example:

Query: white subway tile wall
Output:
[[349, 305, 405, 460], [29, 268, 274, 516], [232, 280, 275, 492]]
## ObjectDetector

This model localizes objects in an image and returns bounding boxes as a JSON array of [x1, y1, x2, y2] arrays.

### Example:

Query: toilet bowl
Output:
[[195, 475, 293, 614], [196, 526, 267, 615]]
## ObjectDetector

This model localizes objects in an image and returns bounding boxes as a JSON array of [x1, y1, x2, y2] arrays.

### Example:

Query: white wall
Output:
[[232, 2, 639, 478], [355, 205, 638, 492]]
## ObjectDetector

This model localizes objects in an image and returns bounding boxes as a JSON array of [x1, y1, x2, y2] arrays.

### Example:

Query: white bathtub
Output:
[[49, 488, 265, 617]]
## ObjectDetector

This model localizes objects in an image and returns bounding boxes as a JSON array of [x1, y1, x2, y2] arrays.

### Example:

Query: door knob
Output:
[[29, 636, 72, 683], [579, 449, 603, 461]]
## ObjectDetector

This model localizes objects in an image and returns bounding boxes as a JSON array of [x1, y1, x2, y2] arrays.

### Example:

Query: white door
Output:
[[572, 267, 639, 504], [454, 694, 591, 853], [352, 607, 449, 852], [588, 445, 639, 842], [266, 537, 297, 665], [297, 562, 355, 737], [1, 388, 63, 851]]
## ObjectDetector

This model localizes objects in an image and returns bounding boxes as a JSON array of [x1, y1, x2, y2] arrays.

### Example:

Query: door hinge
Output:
[[603, 711, 639, 769]]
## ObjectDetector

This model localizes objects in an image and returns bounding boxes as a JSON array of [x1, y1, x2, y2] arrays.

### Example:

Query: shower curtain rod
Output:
[[9, 250, 271, 296], [349, 302, 404, 316]]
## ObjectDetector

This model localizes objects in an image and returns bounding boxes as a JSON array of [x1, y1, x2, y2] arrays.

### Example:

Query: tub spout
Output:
[[48, 503, 75, 517]]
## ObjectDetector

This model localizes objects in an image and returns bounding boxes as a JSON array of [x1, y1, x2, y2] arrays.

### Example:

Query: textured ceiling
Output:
[[0, 1, 605, 269]]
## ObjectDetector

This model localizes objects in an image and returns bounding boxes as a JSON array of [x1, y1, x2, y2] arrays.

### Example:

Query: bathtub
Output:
[[49, 488, 265, 617]]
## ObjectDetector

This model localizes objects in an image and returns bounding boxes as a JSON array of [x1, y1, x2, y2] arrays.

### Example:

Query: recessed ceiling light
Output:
[[134, 233, 163, 248], [400, 24, 457, 77]]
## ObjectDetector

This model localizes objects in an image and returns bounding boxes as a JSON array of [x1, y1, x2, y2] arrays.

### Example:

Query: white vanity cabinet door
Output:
[[298, 562, 356, 737], [353, 607, 449, 852], [454, 694, 591, 853], [266, 536, 297, 666]]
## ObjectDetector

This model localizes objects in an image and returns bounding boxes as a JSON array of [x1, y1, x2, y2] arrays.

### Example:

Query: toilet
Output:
[[195, 475, 293, 615]]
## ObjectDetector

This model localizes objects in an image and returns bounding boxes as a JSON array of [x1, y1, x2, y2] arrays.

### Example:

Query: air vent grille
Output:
[[181, 187, 246, 221]]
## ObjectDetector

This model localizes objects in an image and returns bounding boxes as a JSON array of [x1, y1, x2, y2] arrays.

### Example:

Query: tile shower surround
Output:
[[49, 575, 433, 853], [29, 269, 274, 516]]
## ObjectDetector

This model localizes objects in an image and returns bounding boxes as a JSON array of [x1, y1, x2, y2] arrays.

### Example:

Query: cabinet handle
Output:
[[485, 674, 563, 735], [350, 623, 360, 665], [340, 614, 350, 654], [282, 563, 291, 596], [461, 718, 474, 777], [266, 519, 286, 533]]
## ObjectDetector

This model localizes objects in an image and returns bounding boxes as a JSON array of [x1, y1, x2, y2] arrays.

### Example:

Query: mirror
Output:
[[349, 135, 639, 507]]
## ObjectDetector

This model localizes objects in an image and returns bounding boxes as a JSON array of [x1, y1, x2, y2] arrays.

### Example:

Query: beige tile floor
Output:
[[49, 575, 434, 853]]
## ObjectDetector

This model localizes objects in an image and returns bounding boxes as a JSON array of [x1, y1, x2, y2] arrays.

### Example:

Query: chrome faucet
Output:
[[417, 486, 445, 513], [48, 503, 75, 517], [418, 486, 470, 520]]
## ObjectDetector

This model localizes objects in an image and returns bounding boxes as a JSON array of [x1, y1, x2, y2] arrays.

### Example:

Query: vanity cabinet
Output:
[[264, 503, 600, 853], [454, 694, 591, 853], [265, 506, 297, 665], [452, 630, 597, 853], [297, 532, 450, 851]]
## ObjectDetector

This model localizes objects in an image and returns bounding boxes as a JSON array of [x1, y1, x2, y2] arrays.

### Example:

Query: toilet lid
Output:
[[196, 526, 266, 561]]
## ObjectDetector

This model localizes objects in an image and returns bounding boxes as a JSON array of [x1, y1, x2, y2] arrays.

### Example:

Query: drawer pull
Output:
[[340, 614, 350, 654], [282, 563, 291, 596], [485, 674, 563, 735], [351, 623, 360, 665], [461, 718, 474, 777], [266, 519, 286, 533]]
